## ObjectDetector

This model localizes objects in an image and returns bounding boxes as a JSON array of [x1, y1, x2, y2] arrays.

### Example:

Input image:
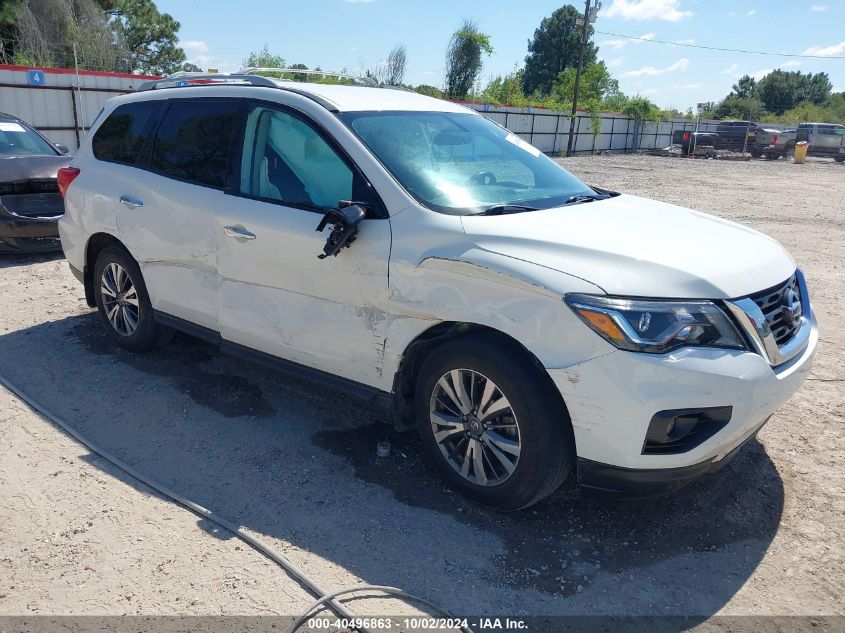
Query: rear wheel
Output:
[[834, 156, 845, 163], [414, 334, 574, 511], [783, 144, 795, 160], [93, 245, 173, 351]]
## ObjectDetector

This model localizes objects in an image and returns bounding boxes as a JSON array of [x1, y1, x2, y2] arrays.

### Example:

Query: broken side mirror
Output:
[[315, 201, 369, 259]]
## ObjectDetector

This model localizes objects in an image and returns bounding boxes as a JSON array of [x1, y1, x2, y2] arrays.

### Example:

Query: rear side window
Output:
[[92, 101, 162, 165], [150, 100, 240, 188]]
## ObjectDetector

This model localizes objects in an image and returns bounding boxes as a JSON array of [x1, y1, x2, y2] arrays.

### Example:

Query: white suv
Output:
[[57, 73, 817, 511]]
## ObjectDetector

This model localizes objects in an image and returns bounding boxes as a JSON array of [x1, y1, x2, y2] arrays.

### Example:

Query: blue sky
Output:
[[157, 0, 845, 110]]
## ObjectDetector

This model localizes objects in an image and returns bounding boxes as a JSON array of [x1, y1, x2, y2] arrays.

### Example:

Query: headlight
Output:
[[565, 294, 748, 354]]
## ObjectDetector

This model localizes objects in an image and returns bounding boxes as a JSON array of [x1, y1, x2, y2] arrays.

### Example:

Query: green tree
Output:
[[414, 84, 445, 99], [550, 60, 619, 108], [181, 61, 201, 72], [730, 75, 757, 99], [481, 68, 526, 105], [286, 62, 309, 82], [107, 0, 185, 74], [714, 95, 767, 120], [242, 44, 285, 70], [523, 5, 597, 96], [444, 20, 493, 98], [756, 69, 832, 115]]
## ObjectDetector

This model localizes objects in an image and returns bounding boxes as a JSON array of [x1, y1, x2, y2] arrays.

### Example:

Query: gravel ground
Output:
[[0, 154, 842, 628]]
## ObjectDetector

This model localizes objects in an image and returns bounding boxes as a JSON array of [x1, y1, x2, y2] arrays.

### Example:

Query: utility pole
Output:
[[566, 0, 598, 157]]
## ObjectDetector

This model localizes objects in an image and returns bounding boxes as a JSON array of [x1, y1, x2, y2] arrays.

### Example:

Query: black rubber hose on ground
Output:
[[0, 374, 473, 633]]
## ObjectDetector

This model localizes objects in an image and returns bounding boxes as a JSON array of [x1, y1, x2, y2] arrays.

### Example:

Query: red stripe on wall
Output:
[[0, 64, 162, 81]]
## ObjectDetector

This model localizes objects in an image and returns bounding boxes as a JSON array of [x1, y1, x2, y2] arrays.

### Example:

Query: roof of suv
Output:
[[277, 82, 471, 113], [133, 79, 473, 115]]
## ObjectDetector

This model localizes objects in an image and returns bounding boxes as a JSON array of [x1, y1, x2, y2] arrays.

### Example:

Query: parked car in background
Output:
[[0, 112, 71, 253], [796, 123, 845, 161], [715, 121, 764, 152], [58, 73, 817, 510], [671, 129, 719, 156], [754, 128, 796, 160]]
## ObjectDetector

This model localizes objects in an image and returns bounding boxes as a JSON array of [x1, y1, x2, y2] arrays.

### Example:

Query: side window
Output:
[[150, 100, 240, 188], [240, 106, 353, 209], [92, 101, 162, 165]]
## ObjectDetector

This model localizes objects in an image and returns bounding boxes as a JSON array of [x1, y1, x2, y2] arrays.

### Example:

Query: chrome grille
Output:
[[748, 274, 802, 347]]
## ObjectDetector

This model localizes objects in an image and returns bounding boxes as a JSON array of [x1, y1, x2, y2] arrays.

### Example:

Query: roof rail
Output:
[[239, 67, 378, 87], [135, 72, 278, 92]]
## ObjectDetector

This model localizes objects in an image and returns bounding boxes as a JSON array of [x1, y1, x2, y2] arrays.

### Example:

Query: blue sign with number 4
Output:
[[28, 69, 45, 86]]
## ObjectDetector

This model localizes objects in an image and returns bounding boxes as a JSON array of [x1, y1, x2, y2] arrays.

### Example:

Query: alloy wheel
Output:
[[100, 262, 139, 336], [429, 368, 521, 486]]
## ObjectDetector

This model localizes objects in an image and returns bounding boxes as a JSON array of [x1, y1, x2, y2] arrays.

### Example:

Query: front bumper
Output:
[[577, 416, 767, 499], [0, 208, 62, 253], [549, 309, 817, 496]]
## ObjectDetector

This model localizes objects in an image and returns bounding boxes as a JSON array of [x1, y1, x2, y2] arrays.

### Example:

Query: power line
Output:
[[595, 30, 845, 59]]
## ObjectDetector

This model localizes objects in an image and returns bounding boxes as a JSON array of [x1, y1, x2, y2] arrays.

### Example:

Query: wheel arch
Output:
[[391, 320, 573, 438], [82, 233, 127, 307]]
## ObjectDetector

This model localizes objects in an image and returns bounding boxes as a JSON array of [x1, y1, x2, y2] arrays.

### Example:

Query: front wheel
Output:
[[783, 144, 795, 160], [834, 156, 845, 163], [414, 334, 574, 511], [93, 245, 173, 351]]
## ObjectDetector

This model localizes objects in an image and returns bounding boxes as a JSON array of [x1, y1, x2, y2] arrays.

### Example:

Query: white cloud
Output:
[[721, 62, 739, 75], [681, 83, 700, 89], [747, 9, 757, 15], [642, 88, 660, 95], [605, 56, 625, 67], [673, 38, 695, 44], [751, 68, 773, 80], [601, 32, 655, 49], [604, 0, 692, 21], [666, 57, 690, 71], [781, 60, 802, 68], [621, 56, 688, 77], [181, 40, 208, 53], [803, 41, 845, 57], [602, 38, 628, 49], [810, 5, 827, 11]]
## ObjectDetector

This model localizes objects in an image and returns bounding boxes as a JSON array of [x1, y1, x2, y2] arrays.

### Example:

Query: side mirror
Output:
[[315, 201, 368, 259], [55, 143, 70, 155]]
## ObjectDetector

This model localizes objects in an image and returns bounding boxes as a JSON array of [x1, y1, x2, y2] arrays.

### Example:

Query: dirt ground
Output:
[[0, 155, 842, 628]]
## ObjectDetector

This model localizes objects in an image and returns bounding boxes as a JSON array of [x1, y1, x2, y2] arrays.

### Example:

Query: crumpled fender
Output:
[[382, 242, 615, 389]]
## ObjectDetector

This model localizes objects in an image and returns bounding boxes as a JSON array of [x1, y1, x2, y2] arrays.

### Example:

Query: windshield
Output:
[[340, 111, 595, 214], [0, 120, 59, 157]]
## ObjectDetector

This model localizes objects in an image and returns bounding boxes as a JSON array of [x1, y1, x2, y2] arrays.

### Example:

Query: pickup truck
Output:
[[754, 128, 796, 160], [670, 129, 719, 156], [715, 121, 763, 152], [796, 123, 845, 161]]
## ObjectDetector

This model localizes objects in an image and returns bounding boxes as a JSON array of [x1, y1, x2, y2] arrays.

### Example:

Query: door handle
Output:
[[224, 226, 256, 240], [119, 196, 143, 209]]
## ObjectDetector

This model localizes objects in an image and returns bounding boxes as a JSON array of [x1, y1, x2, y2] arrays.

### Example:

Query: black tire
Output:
[[749, 150, 763, 158], [93, 244, 173, 352], [834, 157, 845, 163], [414, 333, 575, 511], [783, 144, 795, 160]]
